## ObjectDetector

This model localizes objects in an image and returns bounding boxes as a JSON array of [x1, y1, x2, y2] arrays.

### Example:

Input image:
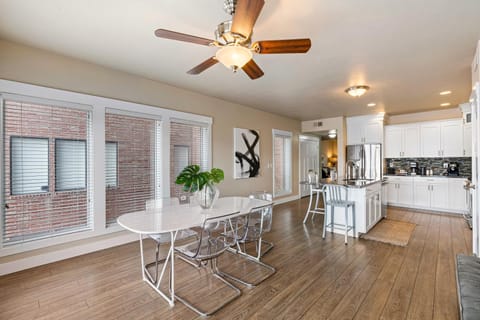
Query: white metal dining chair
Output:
[[174, 211, 242, 316], [144, 197, 197, 284], [322, 184, 356, 244]]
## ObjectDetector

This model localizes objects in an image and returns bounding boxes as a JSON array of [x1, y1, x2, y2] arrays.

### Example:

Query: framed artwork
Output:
[[234, 128, 260, 179]]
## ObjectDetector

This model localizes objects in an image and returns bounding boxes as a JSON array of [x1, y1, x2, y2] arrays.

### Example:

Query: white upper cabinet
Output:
[[384, 126, 403, 158], [384, 124, 420, 158], [420, 119, 463, 157], [420, 123, 442, 157], [347, 114, 384, 145], [440, 120, 463, 157]]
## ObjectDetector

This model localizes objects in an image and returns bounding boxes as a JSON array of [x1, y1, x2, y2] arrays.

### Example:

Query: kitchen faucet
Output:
[[345, 159, 359, 180]]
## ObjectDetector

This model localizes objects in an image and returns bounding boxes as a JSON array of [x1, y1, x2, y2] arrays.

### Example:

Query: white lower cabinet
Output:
[[365, 186, 382, 231], [385, 176, 414, 206], [448, 179, 469, 212], [413, 178, 448, 210], [385, 176, 467, 214]]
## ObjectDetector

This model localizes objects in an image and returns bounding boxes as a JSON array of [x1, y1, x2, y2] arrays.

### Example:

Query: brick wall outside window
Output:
[[3, 101, 88, 243], [105, 114, 155, 225]]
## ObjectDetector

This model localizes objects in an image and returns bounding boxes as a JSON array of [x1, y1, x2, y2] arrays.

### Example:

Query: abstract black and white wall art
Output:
[[234, 128, 260, 179]]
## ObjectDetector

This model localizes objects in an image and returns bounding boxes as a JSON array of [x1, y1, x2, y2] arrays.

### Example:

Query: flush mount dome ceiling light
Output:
[[328, 129, 337, 138], [345, 85, 370, 97]]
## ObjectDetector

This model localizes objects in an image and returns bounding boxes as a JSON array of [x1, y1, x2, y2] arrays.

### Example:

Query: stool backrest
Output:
[[322, 184, 348, 203]]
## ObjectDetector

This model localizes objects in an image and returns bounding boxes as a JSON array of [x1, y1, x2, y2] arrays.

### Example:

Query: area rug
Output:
[[361, 219, 416, 247]]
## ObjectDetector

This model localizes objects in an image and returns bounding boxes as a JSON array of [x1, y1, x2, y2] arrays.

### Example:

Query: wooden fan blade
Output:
[[242, 59, 264, 80], [252, 39, 311, 54], [231, 0, 265, 39], [187, 57, 219, 75], [154, 29, 213, 46]]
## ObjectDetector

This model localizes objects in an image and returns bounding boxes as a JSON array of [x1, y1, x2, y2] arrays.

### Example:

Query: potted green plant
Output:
[[175, 165, 224, 209]]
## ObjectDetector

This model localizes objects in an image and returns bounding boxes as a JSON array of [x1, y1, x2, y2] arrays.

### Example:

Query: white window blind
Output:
[[105, 112, 157, 226], [169, 121, 210, 198], [3, 99, 92, 245], [173, 145, 190, 178], [273, 129, 293, 197], [11, 137, 49, 195], [105, 141, 118, 188], [55, 139, 86, 191]]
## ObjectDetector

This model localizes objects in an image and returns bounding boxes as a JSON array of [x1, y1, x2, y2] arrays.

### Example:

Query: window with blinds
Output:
[[11, 137, 49, 195], [55, 139, 86, 191], [170, 121, 209, 199], [105, 112, 158, 226], [105, 141, 118, 188], [273, 129, 293, 197], [3, 99, 92, 245]]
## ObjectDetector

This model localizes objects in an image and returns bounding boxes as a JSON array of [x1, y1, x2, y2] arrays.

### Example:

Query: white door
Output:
[[420, 123, 441, 157], [384, 126, 403, 158], [299, 135, 319, 197], [471, 84, 480, 256], [448, 179, 469, 212], [464, 124, 472, 157], [441, 120, 463, 157]]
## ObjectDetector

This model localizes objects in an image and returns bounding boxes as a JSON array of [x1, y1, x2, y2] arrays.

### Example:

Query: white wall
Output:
[[0, 39, 301, 274]]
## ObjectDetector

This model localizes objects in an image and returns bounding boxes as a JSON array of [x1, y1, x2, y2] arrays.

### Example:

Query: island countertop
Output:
[[300, 177, 382, 189]]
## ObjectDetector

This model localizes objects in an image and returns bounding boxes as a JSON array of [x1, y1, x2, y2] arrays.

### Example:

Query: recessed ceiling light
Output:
[[440, 103, 451, 107], [439, 90, 451, 95], [367, 103, 376, 107], [345, 85, 370, 97]]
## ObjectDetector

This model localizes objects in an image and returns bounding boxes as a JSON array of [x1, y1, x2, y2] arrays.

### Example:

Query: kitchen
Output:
[[301, 89, 473, 238]]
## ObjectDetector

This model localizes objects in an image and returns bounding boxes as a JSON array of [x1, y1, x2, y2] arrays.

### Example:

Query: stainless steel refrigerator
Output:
[[346, 144, 382, 180]]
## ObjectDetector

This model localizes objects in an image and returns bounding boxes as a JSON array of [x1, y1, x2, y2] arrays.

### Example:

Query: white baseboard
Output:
[[274, 194, 300, 205], [0, 231, 137, 276]]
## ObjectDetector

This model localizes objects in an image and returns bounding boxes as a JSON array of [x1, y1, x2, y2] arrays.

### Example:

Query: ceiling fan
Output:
[[154, 0, 312, 80]]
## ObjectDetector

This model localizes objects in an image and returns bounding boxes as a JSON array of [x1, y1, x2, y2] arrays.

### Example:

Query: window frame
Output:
[[105, 141, 118, 188], [0, 80, 212, 257], [272, 129, 293, 198], [54, 138, 87, 192], [10, 136, 50, 196]]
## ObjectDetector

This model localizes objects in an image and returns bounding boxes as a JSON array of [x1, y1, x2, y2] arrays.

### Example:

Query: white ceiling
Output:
[[1, 0, 480, 120]]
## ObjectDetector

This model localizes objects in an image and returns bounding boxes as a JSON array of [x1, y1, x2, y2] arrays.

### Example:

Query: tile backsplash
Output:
[[385, 157, 472, 178]]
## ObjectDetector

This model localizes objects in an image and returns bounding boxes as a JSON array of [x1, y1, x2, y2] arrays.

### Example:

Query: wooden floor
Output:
[[0, 198, 472, 320]]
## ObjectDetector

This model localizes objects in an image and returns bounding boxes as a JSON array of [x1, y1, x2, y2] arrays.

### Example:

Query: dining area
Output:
[[117, 193, 276, 316]]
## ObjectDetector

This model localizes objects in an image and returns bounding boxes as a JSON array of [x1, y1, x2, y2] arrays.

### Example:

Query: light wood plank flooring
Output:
[[0, 198, 472, 319]]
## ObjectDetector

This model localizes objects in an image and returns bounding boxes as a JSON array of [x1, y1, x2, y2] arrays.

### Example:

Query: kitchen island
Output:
[[302, 177, 383, 237]]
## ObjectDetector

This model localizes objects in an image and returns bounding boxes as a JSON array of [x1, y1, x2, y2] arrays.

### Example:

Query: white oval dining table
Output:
[[117, 196, 272, 306]]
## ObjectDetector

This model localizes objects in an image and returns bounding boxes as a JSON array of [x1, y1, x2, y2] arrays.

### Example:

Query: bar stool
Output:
[[303, 183, 325, 224], [322, 184, 356, 245]]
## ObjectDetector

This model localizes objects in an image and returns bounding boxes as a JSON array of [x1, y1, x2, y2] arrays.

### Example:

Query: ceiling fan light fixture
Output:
[[215, 45, 253, 71], [345, 85, 370, 97]]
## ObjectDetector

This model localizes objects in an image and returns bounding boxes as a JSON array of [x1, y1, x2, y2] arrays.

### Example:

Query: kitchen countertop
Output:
[[300, 177, 382, 189], [384, 174, 470, 179]]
